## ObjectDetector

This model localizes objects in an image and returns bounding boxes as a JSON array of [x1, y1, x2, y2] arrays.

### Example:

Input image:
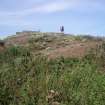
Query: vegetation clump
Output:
[[0, 40, 105, 105]]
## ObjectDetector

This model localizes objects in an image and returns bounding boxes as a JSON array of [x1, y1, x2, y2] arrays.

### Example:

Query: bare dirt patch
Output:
[[44, 41, 101, 59]]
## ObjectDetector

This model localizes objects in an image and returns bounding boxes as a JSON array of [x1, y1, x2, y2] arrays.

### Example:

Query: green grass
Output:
[[0, 42, 105, 105]]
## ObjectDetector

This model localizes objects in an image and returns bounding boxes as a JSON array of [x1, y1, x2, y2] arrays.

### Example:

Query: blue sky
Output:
[[0, 0, 105, 38]]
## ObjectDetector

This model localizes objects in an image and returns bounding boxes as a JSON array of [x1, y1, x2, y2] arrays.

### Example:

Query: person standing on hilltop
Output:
[[60, 26, 64, 33]]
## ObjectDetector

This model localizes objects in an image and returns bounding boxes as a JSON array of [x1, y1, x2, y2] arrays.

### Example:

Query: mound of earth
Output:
[[1, 32, 103, 58]]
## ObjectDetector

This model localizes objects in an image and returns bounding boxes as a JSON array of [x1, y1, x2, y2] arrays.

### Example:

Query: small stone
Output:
[[51, 101, 60, 105]]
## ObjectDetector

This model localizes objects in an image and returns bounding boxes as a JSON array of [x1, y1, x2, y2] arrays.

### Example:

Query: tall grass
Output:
[[0, 42, 105, 105]]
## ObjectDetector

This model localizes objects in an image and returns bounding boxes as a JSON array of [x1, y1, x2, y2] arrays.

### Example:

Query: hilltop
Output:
[[1, 31, 103, 58]]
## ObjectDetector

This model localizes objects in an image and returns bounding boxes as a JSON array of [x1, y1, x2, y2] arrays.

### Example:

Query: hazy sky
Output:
[[0, 0, 105, 38]]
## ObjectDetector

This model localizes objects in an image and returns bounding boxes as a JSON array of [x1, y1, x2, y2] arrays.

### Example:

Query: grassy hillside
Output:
[[0, 34, 105, 105]]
